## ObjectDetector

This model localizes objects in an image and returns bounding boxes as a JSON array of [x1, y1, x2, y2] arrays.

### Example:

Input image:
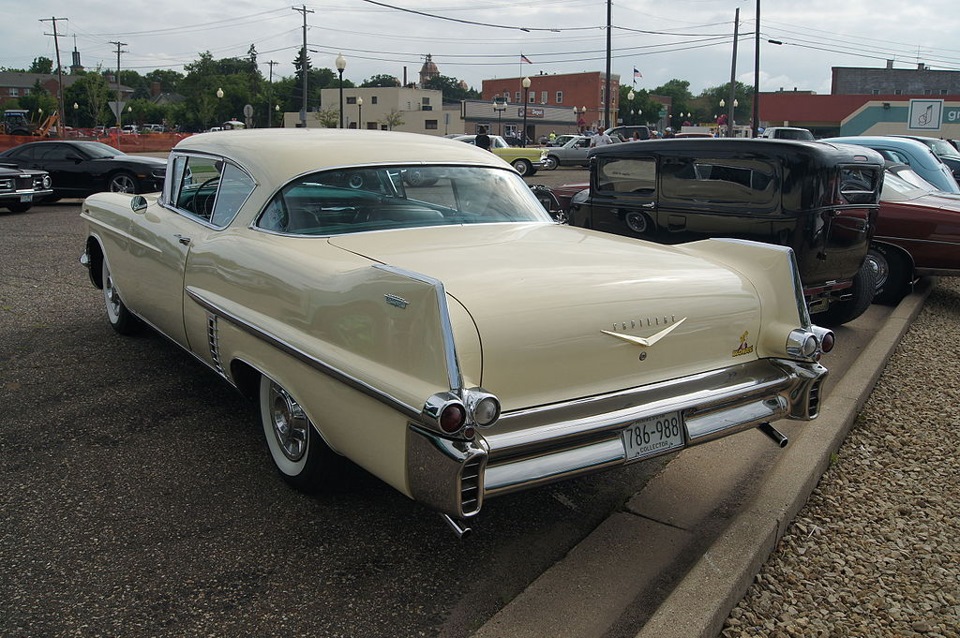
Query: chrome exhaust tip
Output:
[[441, 514, 472, 540], [758, 422, 789, 448]]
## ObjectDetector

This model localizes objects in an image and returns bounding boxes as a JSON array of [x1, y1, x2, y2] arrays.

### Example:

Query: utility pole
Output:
[[753, 0, 761, 138], [267, 60, 278, 128], [603, 0, 612, 129], [109, 40, 127, 130], [292, 5, 314, 128], [40, 16, 68, 137], [727, 8, 739, 138]]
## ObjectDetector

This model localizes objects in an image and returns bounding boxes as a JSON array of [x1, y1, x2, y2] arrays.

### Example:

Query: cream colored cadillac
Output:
[[80, 129, 833, 536]]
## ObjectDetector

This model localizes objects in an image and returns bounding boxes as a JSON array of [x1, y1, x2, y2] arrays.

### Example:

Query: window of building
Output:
[[515, 91, 521, 102], [541, 91, 548, 104], [422, 97, 432, 111], [556, 91, 563, 104], [371, 96, 378, 105], [894, 89, 903, 95], [425, 120, 438, 129], [940, 89, 948, 95], [9, 88, 19, 97], [502, 91, 510, 102], [871, 89, 880, 95], [528, 92, 536, 104], [346, 96, 357, 105]]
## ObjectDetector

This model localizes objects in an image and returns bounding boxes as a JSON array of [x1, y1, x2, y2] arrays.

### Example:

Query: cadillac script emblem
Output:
[[602, 317, 687, 347]]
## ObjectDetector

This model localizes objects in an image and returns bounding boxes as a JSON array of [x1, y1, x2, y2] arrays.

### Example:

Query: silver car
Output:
[[543, 136, 593, 170]]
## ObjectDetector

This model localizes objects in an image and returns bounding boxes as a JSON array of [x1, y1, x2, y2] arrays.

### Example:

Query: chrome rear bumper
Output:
[[406, 358, 826, 519]]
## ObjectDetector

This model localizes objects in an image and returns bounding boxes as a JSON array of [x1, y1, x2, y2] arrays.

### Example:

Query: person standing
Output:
[[590, 126, 613, 147], [476, 125, 492, 151]]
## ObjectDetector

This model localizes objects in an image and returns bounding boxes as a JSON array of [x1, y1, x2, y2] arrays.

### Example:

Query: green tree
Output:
[[314, 107, 339, 128], [17, 81, 56, 121], [696, 82, 753, 127], [423, 75, 480, 101], [29, 57, 54, 74], [362, 74, 400, 88], [381, 109, 404, 131], [619, 86, 661, 127], [144, 69, 184, 94]]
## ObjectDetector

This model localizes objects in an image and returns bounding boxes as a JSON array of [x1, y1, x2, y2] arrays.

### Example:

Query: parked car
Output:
[[674, 132, 714, 138], [606, 125, 651, 141], [0, 140, 166, 199], [759, 127, 815, 140], [546, 134, 578, 147], [0, 163, 53, 213], [566, 138, 885, 326], [542, 135, 592, 169], [453, 134, 546, 176], [892, 135, 960, 183], [824, 135, 960, 194], [863, 163, 960, 304], [78, 129, 833, 531]]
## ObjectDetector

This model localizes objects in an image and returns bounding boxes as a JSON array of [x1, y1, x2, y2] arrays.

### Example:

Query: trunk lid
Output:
[[329, 224, 762, 410]]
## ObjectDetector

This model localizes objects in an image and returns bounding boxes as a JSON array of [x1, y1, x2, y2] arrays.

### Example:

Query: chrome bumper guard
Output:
[[406, 358, 825, 518]]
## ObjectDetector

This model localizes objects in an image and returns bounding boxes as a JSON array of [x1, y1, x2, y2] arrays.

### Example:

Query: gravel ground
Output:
[[721, 278, 960, 638]]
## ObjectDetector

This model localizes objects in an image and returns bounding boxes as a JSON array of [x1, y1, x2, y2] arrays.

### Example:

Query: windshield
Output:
[[881, 170, 930, 202], [926, 138, 960, 159], [256, 164, 552, 235]]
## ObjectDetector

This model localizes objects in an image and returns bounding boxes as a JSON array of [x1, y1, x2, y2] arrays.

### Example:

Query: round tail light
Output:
[[439, 403, 467, 434]]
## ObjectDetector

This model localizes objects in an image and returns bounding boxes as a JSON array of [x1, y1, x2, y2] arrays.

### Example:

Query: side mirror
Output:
[[131, 195, 148, 212]]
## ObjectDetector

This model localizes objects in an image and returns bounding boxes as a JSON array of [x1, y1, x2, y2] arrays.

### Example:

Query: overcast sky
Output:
[[5, 0, 960, 97]]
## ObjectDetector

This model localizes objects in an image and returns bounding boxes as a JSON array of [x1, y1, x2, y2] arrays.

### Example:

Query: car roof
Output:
[[587, 137, 884, 165], [175, 129, 509, 183]]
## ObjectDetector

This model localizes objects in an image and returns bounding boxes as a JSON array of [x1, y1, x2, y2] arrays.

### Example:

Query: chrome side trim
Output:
[[206, 313, 226, 377], [186, 287, 420, 420]]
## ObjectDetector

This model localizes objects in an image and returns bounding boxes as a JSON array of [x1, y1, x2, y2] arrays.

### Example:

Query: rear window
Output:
[[838, 166, 881, 204]]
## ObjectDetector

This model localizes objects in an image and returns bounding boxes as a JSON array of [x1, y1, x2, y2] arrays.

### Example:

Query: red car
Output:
[[867, 164, 960, 304]]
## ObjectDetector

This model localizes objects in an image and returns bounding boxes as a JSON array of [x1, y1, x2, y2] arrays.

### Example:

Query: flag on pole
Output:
[[521, 54, 533, 64], [633, 67, 642, 80]]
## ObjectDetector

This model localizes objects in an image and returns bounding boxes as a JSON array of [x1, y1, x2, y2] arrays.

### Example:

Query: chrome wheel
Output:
[[109, 172, 137, 193], [259, 375, 337, 490], [267, 382, 309, 463], [101, 258, 138, 334]]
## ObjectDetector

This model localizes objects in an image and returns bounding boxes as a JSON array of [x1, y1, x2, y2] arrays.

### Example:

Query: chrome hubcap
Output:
[[269, 383, 308, 462]]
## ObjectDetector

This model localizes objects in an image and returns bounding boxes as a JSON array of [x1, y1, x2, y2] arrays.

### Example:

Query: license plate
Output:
[[20, 194, 33, 202], [621, 411, 685, 461]]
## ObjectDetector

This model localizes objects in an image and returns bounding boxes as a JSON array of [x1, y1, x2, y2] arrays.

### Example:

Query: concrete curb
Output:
[[633, 278, 935, 638]]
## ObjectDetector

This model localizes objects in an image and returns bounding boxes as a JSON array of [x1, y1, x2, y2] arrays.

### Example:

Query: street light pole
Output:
[[493, 98, 506, 136], [357, 97, 363, 130], [521, 76, 531, 147], [336, 53, 346, 128]]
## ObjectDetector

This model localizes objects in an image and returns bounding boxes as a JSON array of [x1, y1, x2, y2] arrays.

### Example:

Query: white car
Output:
[[79, 129, 832, 534]]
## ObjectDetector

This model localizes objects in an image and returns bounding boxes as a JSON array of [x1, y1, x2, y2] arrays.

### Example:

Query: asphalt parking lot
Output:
[[0, 185, 891, 637]]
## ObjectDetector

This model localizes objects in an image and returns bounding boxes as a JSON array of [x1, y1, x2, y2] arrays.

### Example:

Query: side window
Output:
[[838, 166, 880, 204], [210, 163, 256, 226], [596, 158, 657, 194], [37, 144, 69, 161], [660, 157, 777, 206], [171, 156, 254, 226]]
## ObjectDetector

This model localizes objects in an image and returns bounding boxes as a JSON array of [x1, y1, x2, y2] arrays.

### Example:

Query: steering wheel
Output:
[[194, 176, 220, 218]]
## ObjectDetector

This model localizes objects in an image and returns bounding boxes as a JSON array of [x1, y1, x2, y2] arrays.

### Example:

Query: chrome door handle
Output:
[[175, 234, 191, 245]]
